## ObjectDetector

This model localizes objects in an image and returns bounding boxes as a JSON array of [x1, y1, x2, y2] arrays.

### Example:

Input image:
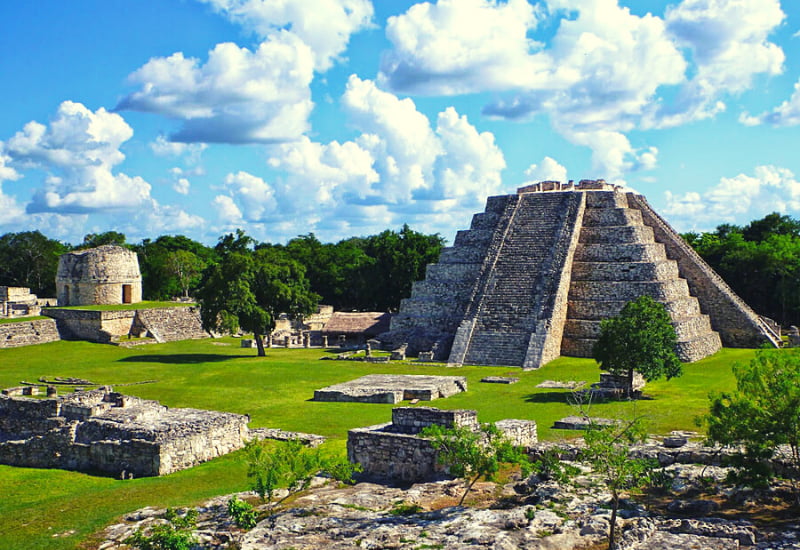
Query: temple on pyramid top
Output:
[[381, 179, 780, 369]]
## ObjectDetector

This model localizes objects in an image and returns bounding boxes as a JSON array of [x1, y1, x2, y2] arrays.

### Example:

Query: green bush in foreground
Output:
[[227, 495, 257, 530], [124, 507, 197, 550], [703, 348, 800, 496], [246, 438, 360, 503], [423, 423, 530, 506]]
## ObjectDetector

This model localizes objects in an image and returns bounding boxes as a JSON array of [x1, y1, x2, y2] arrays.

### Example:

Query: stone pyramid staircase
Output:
[[561, 191, 721, 362], [450, 192, 584, 367]]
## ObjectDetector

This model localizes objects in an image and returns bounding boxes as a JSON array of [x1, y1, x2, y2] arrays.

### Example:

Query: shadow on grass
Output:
[[118, 354, 254, 364], [523, 391, 577, 404]]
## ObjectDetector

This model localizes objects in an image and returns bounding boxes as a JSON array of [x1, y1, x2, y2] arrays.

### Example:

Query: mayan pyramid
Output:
[[384, 180, 780, 368]]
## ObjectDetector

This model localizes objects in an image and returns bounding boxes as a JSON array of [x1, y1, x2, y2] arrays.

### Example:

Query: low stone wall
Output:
[[348, 406, 538, 482], [44, 308, 136, 343], [0, 318, 60, 348], [314, 375, 468, 404], [347, 424, 442, 482]]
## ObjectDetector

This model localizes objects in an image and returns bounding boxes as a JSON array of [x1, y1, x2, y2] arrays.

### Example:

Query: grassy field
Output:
[[0, 338, 756, 549], [0, 316, 48, 324]]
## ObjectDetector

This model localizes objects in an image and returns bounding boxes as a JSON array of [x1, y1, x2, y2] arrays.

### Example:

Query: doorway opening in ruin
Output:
[[122, 284, 132, 304], [63, 285, 70, 305]]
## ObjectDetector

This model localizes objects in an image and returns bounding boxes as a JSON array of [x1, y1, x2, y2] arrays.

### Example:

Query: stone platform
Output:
[[314, 374, 467, 404]]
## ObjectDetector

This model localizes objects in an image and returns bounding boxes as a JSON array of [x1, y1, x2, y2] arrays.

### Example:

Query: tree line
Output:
[[683, 212, 800, 326], [0, 225, 444, 313]]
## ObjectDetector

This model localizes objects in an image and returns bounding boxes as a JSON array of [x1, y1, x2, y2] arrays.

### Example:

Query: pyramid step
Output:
[[579, 225, 654, 244], [571, 260, 680, 281], [567, 297, 703, 321], [585, 191, 628, 208], [583, 208, 643, 227], [574, 243, 667, 262], [563, 315, 716, 341], [676, 332, 722, 362], [569, 279, 691, 302]]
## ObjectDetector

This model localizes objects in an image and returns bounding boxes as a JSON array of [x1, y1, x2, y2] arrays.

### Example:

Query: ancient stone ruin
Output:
[[56, 245, 142, 306], [0, 388, 249, 477], [384, 180, 780, 368], [314, 374, 467, 404], [0, 286, 51, 318], [348, 406, 537, 482]]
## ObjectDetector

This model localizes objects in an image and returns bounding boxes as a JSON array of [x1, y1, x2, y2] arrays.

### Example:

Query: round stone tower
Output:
[[56, 245, 142, 306]]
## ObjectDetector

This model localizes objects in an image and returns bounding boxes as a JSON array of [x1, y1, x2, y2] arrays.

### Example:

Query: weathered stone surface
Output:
[[56, 245, 142, 306], [0, 318, 60, 348], [348, 406, 536, 482], [314, 374, 467, 404], [552, 415, 617, 430], [382, 180, 776, 369], [536, 380, 585, 389], [0, 389, 249, 476]]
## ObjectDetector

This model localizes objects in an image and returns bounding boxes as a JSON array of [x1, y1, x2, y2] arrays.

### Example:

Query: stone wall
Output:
[[0, 318, 61, 348], [348, 406, 537, 482], [132, 307, 209, 343], [0, 389, 249, 477], [44, 308, 136, 343], [41, 306, 209, 345]]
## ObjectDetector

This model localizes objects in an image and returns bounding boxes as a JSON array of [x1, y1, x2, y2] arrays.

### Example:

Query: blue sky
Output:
[[1, 0, 799, 246]]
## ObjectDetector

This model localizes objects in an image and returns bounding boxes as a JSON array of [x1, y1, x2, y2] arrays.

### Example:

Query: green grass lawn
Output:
[[0, 316, 48, 324], [0, 338, 756, 549]]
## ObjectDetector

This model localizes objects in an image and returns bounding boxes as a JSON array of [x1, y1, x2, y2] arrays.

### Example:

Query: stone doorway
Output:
[[122, 284, 132, 304]]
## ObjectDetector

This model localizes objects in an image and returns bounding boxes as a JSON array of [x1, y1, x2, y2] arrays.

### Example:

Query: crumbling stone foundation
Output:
[[0, 389, 249, 477], [314, 375, 467, 404]]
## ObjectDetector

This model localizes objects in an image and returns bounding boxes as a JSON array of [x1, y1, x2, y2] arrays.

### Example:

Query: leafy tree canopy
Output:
[[593, 295, 682, 395], [196, 240, 319, 356], [683, 212, 800, 325], [0, 231, 69, 296]]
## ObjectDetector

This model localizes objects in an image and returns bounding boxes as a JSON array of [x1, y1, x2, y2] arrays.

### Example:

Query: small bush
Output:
[[227, 495, 257, 530], [124, 507, 197, 550], [389, 501, 423, 516]]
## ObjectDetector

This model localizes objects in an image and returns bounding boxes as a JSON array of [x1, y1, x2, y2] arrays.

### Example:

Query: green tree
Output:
[[79, 231, 128, 249], [0, 231, 69, 296], [196, 242, 318, 356], [703, 349, 800, 497], [135, 235, 216, 300], [422, 423, 530, 506], [245, 439, 359, 503], [593, 296, 683, 396], [165, 250, 206, 298], [581, 417, 655, 550], [360, 224, 444, 311]]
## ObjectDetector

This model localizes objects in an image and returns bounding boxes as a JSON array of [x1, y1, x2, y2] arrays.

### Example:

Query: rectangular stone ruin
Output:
[[313, 374, 467, 404], [347, 406, 537, 482], [0, 388, 250, 477]]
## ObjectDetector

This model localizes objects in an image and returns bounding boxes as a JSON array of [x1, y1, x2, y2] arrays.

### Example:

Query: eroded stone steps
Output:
[[563, 314, 715, 341]]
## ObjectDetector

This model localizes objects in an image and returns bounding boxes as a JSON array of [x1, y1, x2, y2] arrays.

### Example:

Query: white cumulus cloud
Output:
[[524, 157, 568, 183], [4, 101, 153, 214], [199, 0, 373, 71], [220, 77, 506, 240], [117, 34, 314, 144], [740, 77, 800, 127], [663, 166, 800, 231]]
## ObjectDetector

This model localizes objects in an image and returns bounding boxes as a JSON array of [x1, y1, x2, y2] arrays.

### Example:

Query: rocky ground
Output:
[[97, 437, 800, 550]]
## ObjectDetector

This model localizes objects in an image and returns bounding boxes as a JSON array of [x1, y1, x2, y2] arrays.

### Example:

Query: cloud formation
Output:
[[380, 0, 785, 181], [214, 76, 505, 240], [740, 77, 800, 127], [663, 165, 800, 231], [117, 35, 314, 144], [199, 0, 373, 71], [524, 157, 568, 183], [4, 101, 153, 214]]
